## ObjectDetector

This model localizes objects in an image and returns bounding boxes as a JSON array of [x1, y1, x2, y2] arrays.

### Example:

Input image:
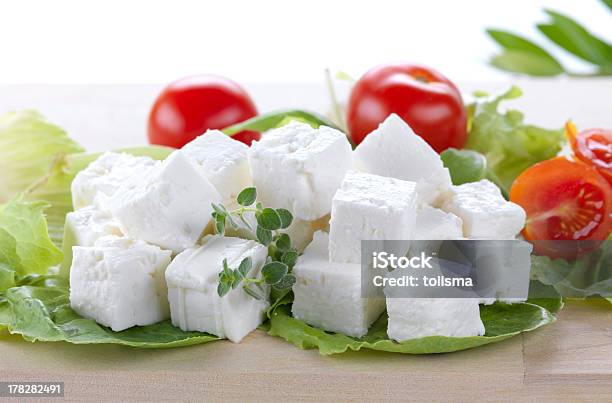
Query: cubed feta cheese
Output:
[[107, 151, 222, 252], [441, 180, 526, 239], [165, 235, 269, 343], [248, 121, 353, 221], [353, 114, 452, 205], [63, 206, 123, 247], [60, 206, 123, 276], [180, 130, 252, 203], [473, 240, 533, 304], [414, 205, 463, 240], [292, 231, 386, 338], [329, 171, 418, 264], [386, 298, 485, 341], [71, 152, 157, 210], [69, 238, 172, 331]]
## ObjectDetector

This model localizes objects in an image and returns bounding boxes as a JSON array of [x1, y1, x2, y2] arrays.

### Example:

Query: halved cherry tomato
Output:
[[565, 122, 612, 185], [510, 157, 612, 259]]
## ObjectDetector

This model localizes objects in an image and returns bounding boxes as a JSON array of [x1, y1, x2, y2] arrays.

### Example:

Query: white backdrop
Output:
[[1, 0, 610, 84], [1, 0, 611, 151]]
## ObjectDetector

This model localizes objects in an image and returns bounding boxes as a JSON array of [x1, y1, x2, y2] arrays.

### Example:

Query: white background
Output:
[[0, 0, 610, 150], [1, 0, 611, 83]]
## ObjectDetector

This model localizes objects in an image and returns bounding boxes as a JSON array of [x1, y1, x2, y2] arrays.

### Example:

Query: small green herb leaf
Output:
[[262, 262, 288, 285], [231, 271, 242, 289], [273, 274, 296, 291], [281, 250, 298, 268], [217, 281, 231, 297], [238, 257, 252, 278], [243, 285, 263, 300], [276, 208, 293, 229], [211, 203, 227, 216], [257, 208, 282, 231], [237, 187, 257, 206], [275, 233, 291, 252], [215, 216, 225, 235], [256, 227, 273, 246]]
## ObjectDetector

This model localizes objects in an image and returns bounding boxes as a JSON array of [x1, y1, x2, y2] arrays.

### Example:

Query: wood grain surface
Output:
[[1, 300, 611, 402]]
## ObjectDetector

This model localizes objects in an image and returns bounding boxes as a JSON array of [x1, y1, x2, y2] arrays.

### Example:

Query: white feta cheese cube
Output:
[[353, 114, 452, 205], [414, 205, 463, 240], [180, 130, 252, 203], [473, 240, 533, 304], [71, 152, 157, 210], [60, 206, 123, 276], [329, 171, 418, 264], [165, 236, 269, 343], [63, 206, 123, 247], [107, 151, 222, 252], [69, 239, 172, 331], [386, 298, 485, 341], [441, 180, 526, 239], [292, 231, 386, 338], [248, 121, 353, 221]]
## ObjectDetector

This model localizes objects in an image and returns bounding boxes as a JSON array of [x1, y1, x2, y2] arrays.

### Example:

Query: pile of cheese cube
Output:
[[66, 113, 527, 344], [291, 114, 527, 341]]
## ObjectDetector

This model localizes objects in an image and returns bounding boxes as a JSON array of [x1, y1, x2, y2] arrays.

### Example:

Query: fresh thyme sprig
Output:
[[212, 187, 298, 299]]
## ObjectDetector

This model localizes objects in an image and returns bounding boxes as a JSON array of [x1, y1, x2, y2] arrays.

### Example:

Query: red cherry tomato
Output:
[[347, 63, 467, 153], [566, 122, 612, 185], [148, 75, 259, 148], [510, 157, 612, 258]]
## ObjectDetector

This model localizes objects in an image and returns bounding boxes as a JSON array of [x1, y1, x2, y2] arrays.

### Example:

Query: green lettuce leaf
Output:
[[223, 109, 339, 136], [0, 200, 63, 285], [0, 264, 16, 292], [531, 239, 611, 301], [465, 87, 565, 193], [23, 146, 174, 246], [0, 285, 218, 348], [268, 301, 556, 355], [0, 110, 84, 204], [440, 148, 507, 195]]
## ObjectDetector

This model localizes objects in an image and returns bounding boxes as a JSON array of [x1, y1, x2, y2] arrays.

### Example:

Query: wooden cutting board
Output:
[[1, 299, 611, 402]]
